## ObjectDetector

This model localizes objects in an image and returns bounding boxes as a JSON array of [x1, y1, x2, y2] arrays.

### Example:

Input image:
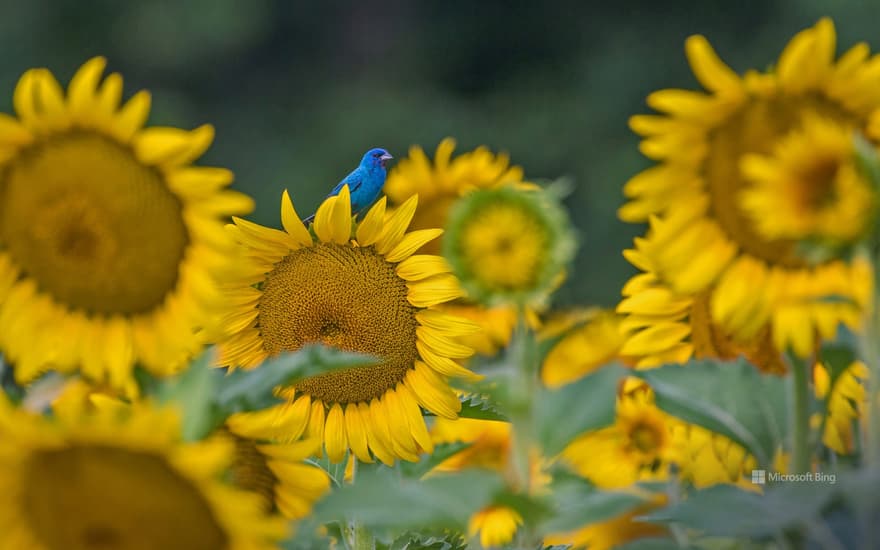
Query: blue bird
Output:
[[302, 148, 393, 225]]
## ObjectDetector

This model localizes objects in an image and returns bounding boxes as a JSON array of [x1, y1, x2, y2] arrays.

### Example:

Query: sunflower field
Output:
[[2, 10, 880, 550]]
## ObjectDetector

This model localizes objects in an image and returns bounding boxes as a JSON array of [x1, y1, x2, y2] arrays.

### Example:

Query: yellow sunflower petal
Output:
[[344, 404, 373, 463], [324, 403, 348, 463], [355, 196, 387, 246], [328, 185, 353, 244], [408, 274, 466, 307], [281, 190, 314, 247], [376, 194, 419, 254]]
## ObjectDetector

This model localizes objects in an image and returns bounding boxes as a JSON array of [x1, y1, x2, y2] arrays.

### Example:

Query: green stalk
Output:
[[343, 458, 375, 550], [508, 308, 536, 491], [508, 306, 541, 550], [790, 355, 812, 474], [862, 246, 880, 468]]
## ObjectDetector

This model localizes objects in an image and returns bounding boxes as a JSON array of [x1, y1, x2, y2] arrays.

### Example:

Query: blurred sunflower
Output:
[[0, 57, 250, 387], [740, 114, 876, 244], [443, 185, 575, 308], [620, 18, 877, 357], [813, 361, 868, 454], [217, 188, 479, 464], [52, 378, 332, 520], [544, 495, 666, 550], [0, 399, 287, 550], [540, 308, 631, 388], [672, 423, 761, 489], [430, 417, 540, 548], [385, 138, 526, 255], [226, 430, 331, 520], [468, 506, 524, 549], [561, 386, 682, 488], [617, 246, 786, 373], [386, 139, 533, 355], [543, 493, 666, 550]]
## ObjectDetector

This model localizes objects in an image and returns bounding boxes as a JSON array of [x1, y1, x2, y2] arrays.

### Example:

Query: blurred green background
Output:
[[1, 0, 875, 306]]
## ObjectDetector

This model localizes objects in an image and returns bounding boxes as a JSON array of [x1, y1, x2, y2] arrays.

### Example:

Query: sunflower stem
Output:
[[862, 243, 880, 469], [343, 457, 375, 550], [508, 307, 536, 492], [790, 354, 812, 474]]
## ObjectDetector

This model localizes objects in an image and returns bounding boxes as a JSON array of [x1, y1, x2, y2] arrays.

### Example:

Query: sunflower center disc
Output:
[[459, 202, 548, 291], [258, 243, 418, 404], [23, 446, 226, 550], [0, 133, 189, 315], [629, 424, 661, 454], [704, 94, 853, 268]]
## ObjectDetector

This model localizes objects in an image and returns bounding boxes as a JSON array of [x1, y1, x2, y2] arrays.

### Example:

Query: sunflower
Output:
[[672, 422, 761, 490], [0, 398, 288, 550], [541, 308, 631, 388], [468, 506, 523, 549], [813, 361, 868, 454], [385, 138, 526, 256], [617, 245, 787, 373], [430, 417, 544, 548], [443, 185, 575, 308], [431, 416, 513, 473], [385, 139, 533, 355], [0, 57, 251, 387], [226, 429, 331, 520], [217, 187, 479, 464], [620, 18, 877, 357], [543, 493, 667, 550], [740, 114, 876, 244], [562, 384, 682, 488]]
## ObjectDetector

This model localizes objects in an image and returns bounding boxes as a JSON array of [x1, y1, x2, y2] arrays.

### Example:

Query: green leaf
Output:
[[398, 441, 471, 479], [216, 344, 378, 414], [313, 467, 503, 531], [308, 452, 350, 488], [536, 363, 626, 455], [818, 341, 858, 392], [388, 532, 467, 550], [456, 394, 508, 422], [855, 132, 880, 189], [280, 516, 337, 550], [0, 354, 24, 404], [642, 483, 836, 538], [540, 475, 650, 534], [157, 344, 377, 440], [615, 539, 695, 550], [157, 348, 223, 441], [635, 358, 788, 467]]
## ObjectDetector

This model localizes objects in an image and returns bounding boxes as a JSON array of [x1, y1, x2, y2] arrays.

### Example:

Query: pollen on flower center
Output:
[[704, 95, 855, 267], [628, 424, 661, 454], [258, 243, 419, 404], [797, 157, 839, 209], [0, 132, 189, 315]]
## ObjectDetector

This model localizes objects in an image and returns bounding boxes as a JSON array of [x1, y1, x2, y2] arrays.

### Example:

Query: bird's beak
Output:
[[380, 153, 393, 162]]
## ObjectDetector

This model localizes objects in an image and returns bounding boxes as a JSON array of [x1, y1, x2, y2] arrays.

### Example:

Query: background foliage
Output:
[[1, 0, 876, 305]]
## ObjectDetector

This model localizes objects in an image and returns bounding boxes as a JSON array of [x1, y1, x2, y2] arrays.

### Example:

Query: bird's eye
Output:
[[374, 152, 381, 157]]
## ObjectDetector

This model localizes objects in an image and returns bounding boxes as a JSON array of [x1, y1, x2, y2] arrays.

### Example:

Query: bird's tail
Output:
[[301, 213, 315, 225]]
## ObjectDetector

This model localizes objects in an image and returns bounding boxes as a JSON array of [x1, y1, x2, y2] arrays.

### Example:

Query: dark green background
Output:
[[1, 0, 875, 306]]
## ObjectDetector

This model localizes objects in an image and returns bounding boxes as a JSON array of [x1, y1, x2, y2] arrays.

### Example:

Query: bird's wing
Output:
[[328, 170, 364, 197]]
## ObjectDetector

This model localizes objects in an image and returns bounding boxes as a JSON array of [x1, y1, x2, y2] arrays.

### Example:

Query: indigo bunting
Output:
[[302, 148, 393, 224]]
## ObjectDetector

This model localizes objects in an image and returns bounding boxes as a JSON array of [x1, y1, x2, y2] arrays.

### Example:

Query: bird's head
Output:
[[363, 148, 393, 170]]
